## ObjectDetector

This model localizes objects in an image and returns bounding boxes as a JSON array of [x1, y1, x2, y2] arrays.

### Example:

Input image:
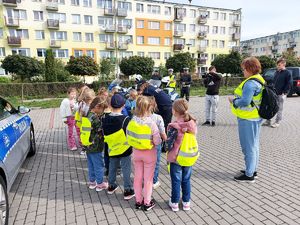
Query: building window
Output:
[[212, 26, 218, 34], [86, 50, 95, 58], [164, 22, 171, 31], [219, 40, 225, 48], [200, 25, 209, 33], [190, 9, 196, 18], [147, 5, 160, 14], [100, 50, 113, 58], [118, 1, 132, 11], [211, 54, 217, 61], [119, 35, 132, 43], [35, 30, 45, 40], [97, 0, 112, 8], [220, 13, 226, 20], [72, 14, 81, 24], [213, 12, 219, 20], [212, 40, 217, 48], [71, 0, 79, 6], [84, 15, 93, 25], [189, 39, 195, 47], [136, 3, 144, 12], [164, 52, 171, 60], [33, 11, 43, 21], [98, 16, 113, 27], [136, 20, 144, 28], [83, 0, 92, 7], [148, 52, 160, 59], [137, 51, 144, 57], [73, 32, 82, 41], [164, 6, 171, 15], [229, 14, 239, 21], [137, 36, 144, 44], [148, 21, 160, 30], [0, 28, 3, 39], [48, 12, 66, 23], [53, 49, 69, 58], [200, 39, 209, 47], [74, 50, 83, 57], [164, 37, 171, 46], [189, 24, 195, 32], [99, 34, 113, 43], [220, 27, 226, 35], [148, 37, 160, 45], [174, 38, 185, 45], [85, 33, 94, 42], [174, 23, 186, 32], [119, 51, 133, 59], [0, 48, 5, 57], [37, 48, 46, 57], [9, 29, 29, 39], [12, 48, 30, 56], [50, 31, 67, 40]]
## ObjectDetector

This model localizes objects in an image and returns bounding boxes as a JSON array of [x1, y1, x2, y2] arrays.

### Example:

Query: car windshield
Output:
[[0, 97, 15, 120]]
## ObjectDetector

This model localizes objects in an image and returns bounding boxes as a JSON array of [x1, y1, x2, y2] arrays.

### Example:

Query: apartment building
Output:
[[241, 29, 300, 58], [0, 0, 241, 74]]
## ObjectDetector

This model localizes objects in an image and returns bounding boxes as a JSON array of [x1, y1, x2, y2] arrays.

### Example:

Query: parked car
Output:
[[262, 67, 300, 96], [0, 96, 36, 225]]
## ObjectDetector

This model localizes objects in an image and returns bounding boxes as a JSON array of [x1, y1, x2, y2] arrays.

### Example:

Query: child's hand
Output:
[[182, 128, 188, 132]]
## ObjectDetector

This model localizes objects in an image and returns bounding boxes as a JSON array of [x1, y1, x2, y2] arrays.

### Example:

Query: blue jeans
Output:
[[153, 144, 162, 184], [238, 118, 262, 177], [170, 163, 192, 203], [87, 152, 104, 184], [108, 155, 132, 191]]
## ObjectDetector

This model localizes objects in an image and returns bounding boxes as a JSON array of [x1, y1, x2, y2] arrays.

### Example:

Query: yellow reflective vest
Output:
[[176, 132, 199, 167], [104, 129, 130, 156], [74, 111, 82, 128], [127, 120, 153, 150], [169, 75, 176, 88], [231, 74, 265, 120], [80, 117, 92, 146]]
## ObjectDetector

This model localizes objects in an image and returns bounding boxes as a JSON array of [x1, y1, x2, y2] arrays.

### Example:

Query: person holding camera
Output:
[[202, 66, 222, 126]]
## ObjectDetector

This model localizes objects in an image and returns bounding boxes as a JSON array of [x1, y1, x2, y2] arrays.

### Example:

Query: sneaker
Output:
[[143, 199, 156, 211], [124, 189, 135, 200], [168, 199, 179, 212], [240, 170, 258, 178], [80, 150, 86, 155], [70, 147, 77, 151], [234, 174, 255, 183], [271, 122, 280, 128], [211, 121, 216, 127], [107, 185, 119, 194], [96, 182, 108, 192], [262, 120, 271, 126], [182, 201, 191, 211], [202, 121, 210, 126], [88, 181, 97, 189], [135, 201, 143, 210], [153, 181, 161, 189]]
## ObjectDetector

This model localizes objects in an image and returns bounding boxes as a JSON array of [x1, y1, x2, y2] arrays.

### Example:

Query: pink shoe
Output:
[[88, 181, 97, 189], [70, 147, 77, 151], [96, 182, 108, 192]]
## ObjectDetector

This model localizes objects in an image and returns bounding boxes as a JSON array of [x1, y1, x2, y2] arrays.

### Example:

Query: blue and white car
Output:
[[0, 96, 36, 225]]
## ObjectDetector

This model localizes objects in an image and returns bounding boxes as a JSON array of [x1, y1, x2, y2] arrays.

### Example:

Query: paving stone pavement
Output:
[[8, 96, 300, 225]]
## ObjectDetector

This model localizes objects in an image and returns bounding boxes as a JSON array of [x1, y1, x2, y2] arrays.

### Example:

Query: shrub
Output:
[[0, 76, 11, 83]]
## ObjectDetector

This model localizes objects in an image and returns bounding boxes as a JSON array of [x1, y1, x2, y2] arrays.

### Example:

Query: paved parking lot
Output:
[[8, 96, 300, 225]]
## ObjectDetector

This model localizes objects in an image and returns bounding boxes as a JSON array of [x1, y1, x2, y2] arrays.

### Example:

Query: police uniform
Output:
[[180, 68, 192, 101]]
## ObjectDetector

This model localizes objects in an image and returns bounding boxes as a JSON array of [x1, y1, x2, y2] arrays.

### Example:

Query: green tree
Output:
[[166, 52, 196, 73], [257, 55, 276, 73], [119, 56, 154, 78], [281, 51, 300, 67], [1, 55, 45, 82], [65, 56, 99, 79], [158, 64, 168, 77], [100, 58, 115, 79], [45, 49, 56, 82], [211, 51, 242, 75], [54, 59, 78, 82]]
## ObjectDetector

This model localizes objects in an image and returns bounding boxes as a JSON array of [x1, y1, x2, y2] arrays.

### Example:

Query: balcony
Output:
[[198, 16, 208, 24], [49, 40, 61, 48], [118, 42, 128, 50], [117, 26, 128, 34], [198, 46, 207, 52], [198, 31, 207, 39], [232, 33, 241, 40], [105, 25, 116, 33], [47, 19, 59, 29], [272, 40, 278, 46], [46, 2, 58, 11], [3, 0, 18, 7], [288, 37, 295, 43], [233, 20, 241, 27], [173, 44, 184, 51], [117, 8, 127, 17], [7, 36, 21, 46], [197, 58, 207, 65], [232, 46, 240, 52], [174, 15, 183, 22], [174, 30, 183, 37], [106, 42, 115, 50], [5, 17, 19, 27], [104, 8, 115, 16]]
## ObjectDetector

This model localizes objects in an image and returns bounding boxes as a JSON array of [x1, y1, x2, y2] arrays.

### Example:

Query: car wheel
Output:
[[27, 126, 36, 157], [0, 176, 9, 225]]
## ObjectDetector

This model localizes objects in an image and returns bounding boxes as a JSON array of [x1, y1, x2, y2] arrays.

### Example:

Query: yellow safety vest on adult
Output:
[[104, 128, 129, 156], [127, 120, 153, 150], [80, 117, 92, 146], [169, 75, 176, 88], [74, 111, 82, 128], [231, 74, 265, 120], [176, 132, 199, 167]]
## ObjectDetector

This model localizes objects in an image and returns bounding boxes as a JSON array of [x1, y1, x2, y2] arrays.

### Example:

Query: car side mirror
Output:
[[18, 106, 30, 114]]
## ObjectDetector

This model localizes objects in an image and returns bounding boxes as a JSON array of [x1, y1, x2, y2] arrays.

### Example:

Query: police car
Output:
[[0, 96, 36, 225]]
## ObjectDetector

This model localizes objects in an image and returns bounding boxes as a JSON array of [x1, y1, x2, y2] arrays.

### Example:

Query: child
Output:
[[127, 96, 161, 211], [148, 96, 167, 189], [125, 89, 138, 118], [98, 87, 109, 98], [84, 96, 108, 191], [60, 87, 81, 151], [167, 99, 198, 212], [102, 93, 135, 200]]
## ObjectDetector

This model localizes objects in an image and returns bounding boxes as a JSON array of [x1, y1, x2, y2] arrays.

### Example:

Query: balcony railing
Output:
[[174, 15, 183, 22], [117, 26, 128, 34], [174, 30, 183, 37], [104, 8, 115, 16], [106, 42, 115, 50], [5, 17, 19, 27], [288, 38, 295, 43], [117, 8, 127, 17], [7, 36, 21, 46], [173, 44, 184, 51], [49, 40, 61, 48], [232, 33, 241, 40], [197, 58, 207, 65], [198, 16, 208, 24], [3, 0, 18, 7], [118, 42, 128, 50], [198, 31, 207, 39], [47, 19, 59, 29], [46, 2, 58, 11], [272, 40, 278, 46], [198, 46, 207, 52], [105, 25, 116, 33], [233, 20, 241, 27]]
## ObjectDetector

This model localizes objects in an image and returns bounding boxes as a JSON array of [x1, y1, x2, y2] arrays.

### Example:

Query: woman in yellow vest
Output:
[[228, 57, 265, 183]]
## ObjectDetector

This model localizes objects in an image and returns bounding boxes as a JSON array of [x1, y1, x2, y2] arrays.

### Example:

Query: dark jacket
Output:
[[203, 72, 222, 95], [143, 85, 172, 110], [273, 69, 293, 95], [180, 74, 192, 87], [87, 112, 105, 153]]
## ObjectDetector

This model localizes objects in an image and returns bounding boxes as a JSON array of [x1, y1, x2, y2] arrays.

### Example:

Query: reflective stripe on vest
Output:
[[127, 120, 153, 150], [176, 132, 199, 167], [104, 129, 129, 156], [231, 74, 265, 120], [80, 117, 92, 146]]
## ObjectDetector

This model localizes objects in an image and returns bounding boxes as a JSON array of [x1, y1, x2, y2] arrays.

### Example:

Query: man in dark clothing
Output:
[[202, 66, 222, 126], [263, 58, 293, 128], [180, 67, 192, 101], [151, 69, 162, 81]]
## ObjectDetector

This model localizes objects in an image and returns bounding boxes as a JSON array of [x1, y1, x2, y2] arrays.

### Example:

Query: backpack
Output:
[[245, 78, 279, 120]]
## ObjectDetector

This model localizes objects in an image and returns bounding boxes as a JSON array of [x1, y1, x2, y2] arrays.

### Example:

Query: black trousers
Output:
[[181, 87, 190, 101]]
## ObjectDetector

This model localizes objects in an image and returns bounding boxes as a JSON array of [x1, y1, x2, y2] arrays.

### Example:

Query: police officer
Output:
[[151, 69, 162, 81], [180, 67, 192, 101], [168, 68, 176, 89]]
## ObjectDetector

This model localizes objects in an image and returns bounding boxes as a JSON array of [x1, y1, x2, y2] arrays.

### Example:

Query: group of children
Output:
[[60, 84, 198, 212]]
